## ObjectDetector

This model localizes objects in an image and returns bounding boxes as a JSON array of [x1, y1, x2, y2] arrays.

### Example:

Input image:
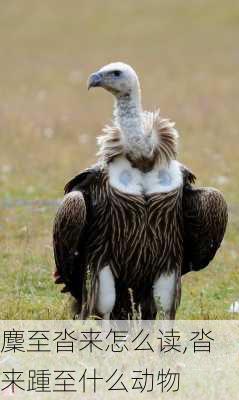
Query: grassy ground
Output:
[[0, 0, 238, 319]]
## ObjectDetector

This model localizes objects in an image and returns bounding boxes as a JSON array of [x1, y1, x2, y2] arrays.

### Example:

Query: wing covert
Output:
[[53, 167, 100, 311], [182, 182, 228, 275]]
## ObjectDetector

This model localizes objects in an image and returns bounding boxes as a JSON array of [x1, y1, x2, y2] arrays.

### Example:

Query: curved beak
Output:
[[87, 72, 103, 90]]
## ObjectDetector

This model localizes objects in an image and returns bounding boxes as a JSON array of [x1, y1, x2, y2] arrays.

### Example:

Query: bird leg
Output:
[[96, 266, 116, 319], [153, 271, 177, 320]]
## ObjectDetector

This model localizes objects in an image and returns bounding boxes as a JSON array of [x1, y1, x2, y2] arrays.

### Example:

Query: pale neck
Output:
[[113, 90, 153, 160], [114, 91, 143, 134]]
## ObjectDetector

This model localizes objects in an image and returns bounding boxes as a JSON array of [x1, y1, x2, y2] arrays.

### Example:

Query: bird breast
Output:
[[108, 156, 183, 195]]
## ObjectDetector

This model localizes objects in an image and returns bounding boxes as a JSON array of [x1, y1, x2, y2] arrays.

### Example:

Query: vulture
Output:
[[53, 62, 228, 320]]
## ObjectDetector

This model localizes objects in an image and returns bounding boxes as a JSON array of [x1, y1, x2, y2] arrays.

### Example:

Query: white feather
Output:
[[153, 271, 176, 313], [144, 160, 183, 194], [108, 157, 143, 195], [108, 157, 183, 195], [96, 266, 116, 316]]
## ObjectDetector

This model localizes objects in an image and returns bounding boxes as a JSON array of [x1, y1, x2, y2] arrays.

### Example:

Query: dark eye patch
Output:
[[112, 70, 121, 77]]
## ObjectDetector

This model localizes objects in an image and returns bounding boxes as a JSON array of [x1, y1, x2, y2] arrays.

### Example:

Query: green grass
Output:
[[0, 0, 238, 319]]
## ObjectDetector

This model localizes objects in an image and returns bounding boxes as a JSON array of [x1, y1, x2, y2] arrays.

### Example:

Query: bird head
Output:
[[87, 62, 140, 97]]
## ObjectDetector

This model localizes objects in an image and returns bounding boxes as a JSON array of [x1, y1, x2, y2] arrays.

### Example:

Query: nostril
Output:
[[88, 73, 102, 89], [92, 73, 102, 85], [92, 73, 101, 83]]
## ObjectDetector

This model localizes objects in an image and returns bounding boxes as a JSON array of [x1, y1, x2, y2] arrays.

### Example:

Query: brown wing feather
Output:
[[181, 166, 228, 274], [53, 167, 99, 313]]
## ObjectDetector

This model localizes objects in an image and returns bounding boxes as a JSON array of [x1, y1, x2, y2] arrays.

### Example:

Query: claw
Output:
[[53, 269, 64, 284], [61, 286, 70, 293], [53, 270, 60, 278], [55, 277, 64, 284]]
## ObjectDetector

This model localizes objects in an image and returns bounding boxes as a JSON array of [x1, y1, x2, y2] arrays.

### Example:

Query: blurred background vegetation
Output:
[[0, 0, 238, 318]]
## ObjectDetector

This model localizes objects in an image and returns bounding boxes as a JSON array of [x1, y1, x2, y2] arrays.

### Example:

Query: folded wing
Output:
[[181, 166, 228, 275], [53, 167, 99, 314]]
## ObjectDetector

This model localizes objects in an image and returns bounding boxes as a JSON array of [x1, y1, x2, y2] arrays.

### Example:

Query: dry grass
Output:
[[0, 0, 238, 319]]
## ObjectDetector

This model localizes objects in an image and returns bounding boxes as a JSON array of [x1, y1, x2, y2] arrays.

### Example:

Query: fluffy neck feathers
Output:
[[97, 109, 178, 172]]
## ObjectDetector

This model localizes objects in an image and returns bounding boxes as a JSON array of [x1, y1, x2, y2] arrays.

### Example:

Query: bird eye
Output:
[[113, 70, 121, 77]]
